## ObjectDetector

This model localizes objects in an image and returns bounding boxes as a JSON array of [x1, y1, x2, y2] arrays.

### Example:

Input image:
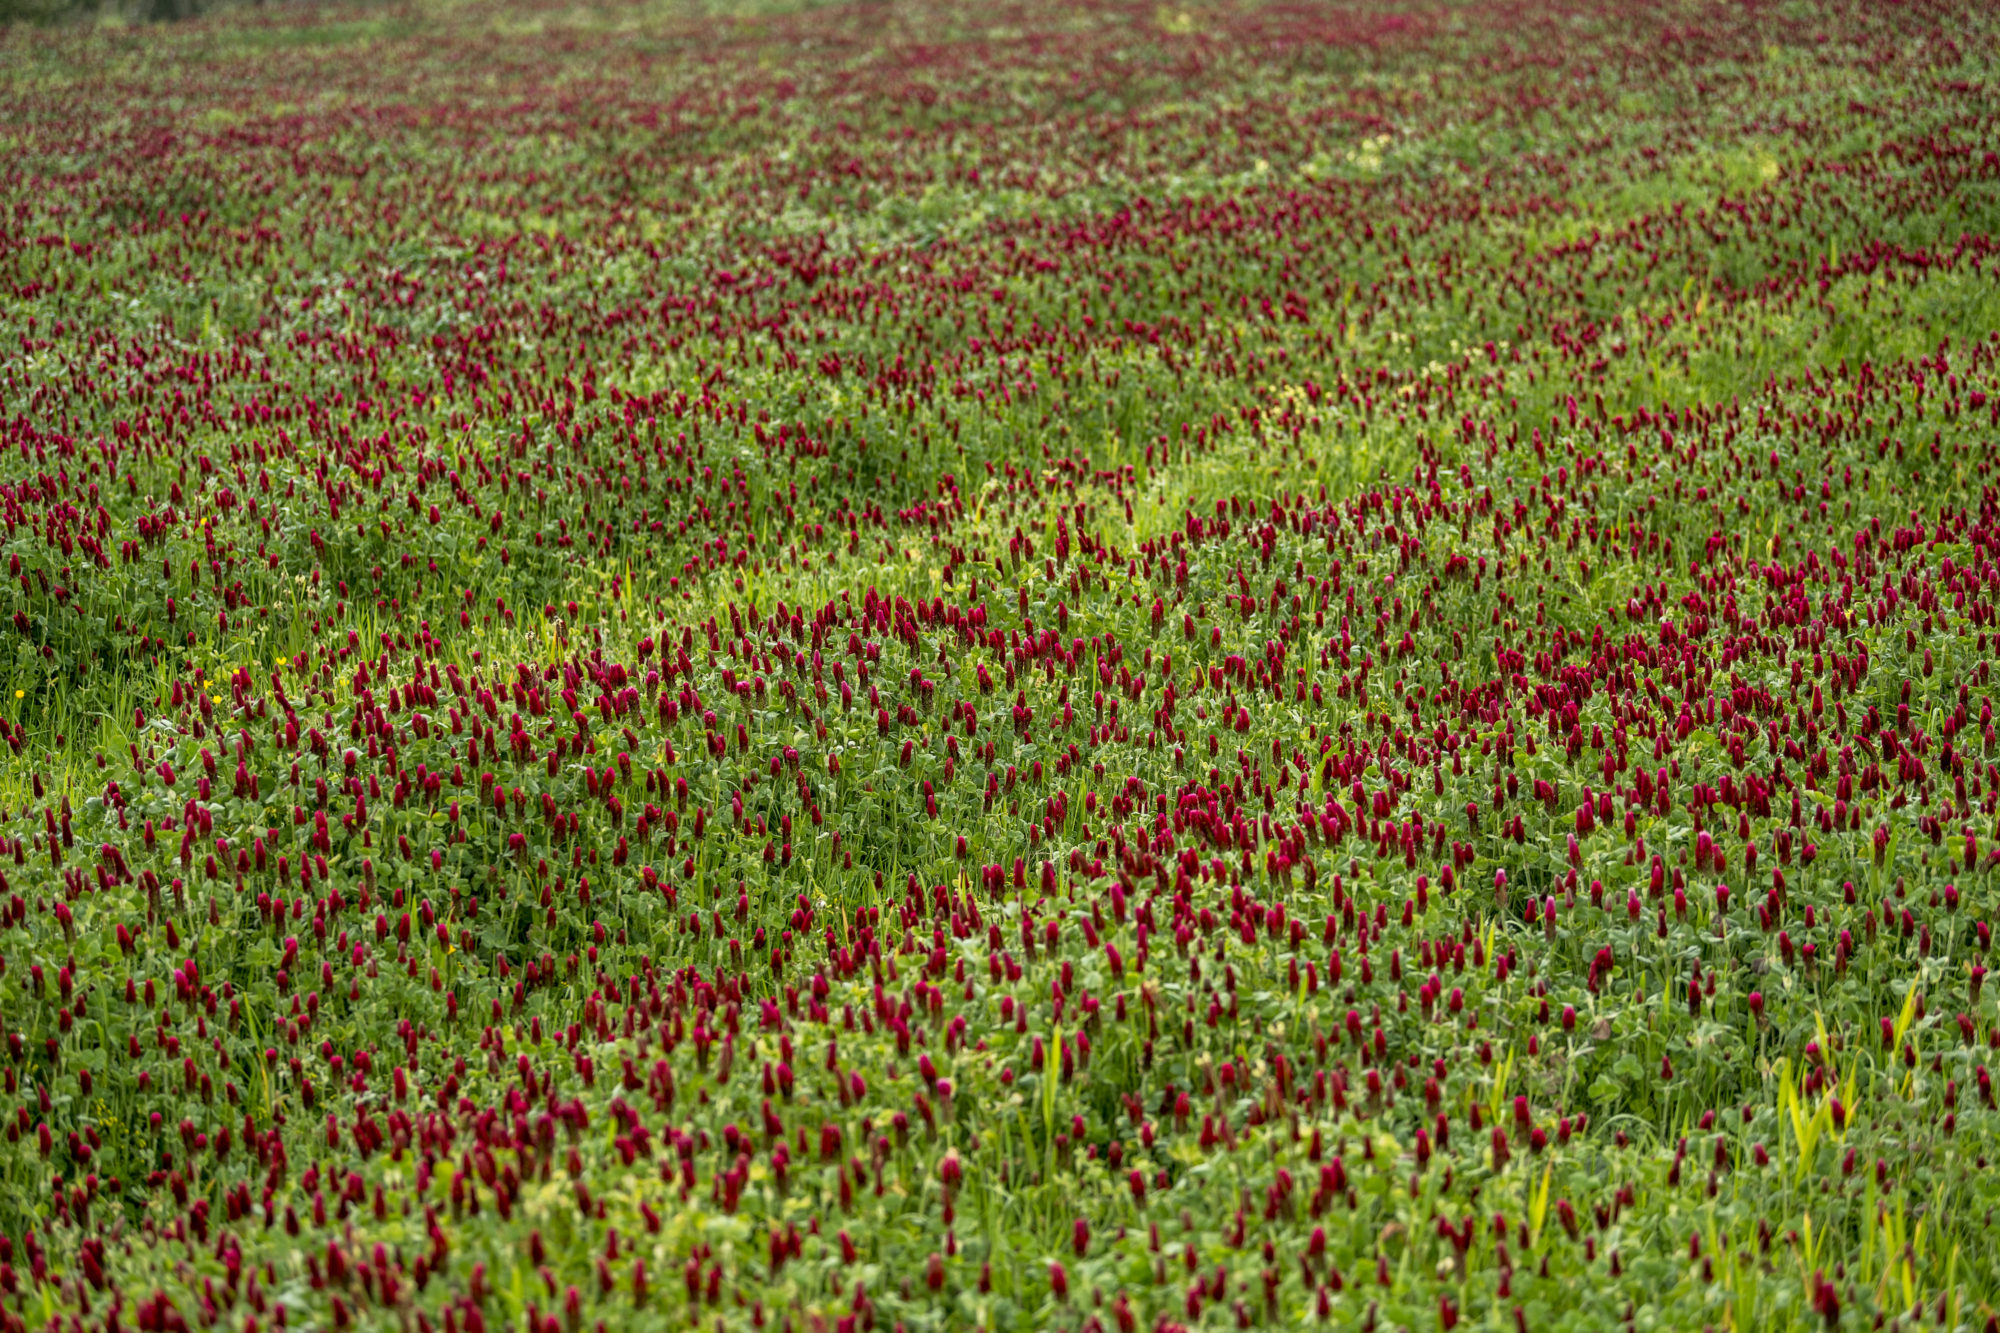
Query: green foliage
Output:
[[0, 0, 1999, 1330]]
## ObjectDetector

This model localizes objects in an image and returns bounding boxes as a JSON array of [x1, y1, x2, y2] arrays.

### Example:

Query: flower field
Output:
[[2, 0, 2000, 1327]]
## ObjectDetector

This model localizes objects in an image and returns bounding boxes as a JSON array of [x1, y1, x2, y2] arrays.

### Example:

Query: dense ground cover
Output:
[[2, 0, 2000, 1327]]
